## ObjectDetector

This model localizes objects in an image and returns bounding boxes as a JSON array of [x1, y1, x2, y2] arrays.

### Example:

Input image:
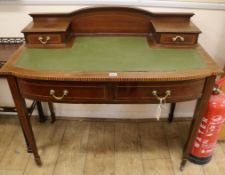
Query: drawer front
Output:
[[114, 79, 205, 103], [160, 33, 198, 45], [17, 79, 109, 102], [26, 34, 63, 45]]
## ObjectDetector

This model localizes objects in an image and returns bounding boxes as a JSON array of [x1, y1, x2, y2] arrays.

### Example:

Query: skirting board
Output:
[[47, 110, 194, 119], [0, 114, 192, 122], [0, 110, 194, 119]]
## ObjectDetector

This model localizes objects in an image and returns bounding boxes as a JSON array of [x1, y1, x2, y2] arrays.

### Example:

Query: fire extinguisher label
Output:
[[191, 115, 225, 157]]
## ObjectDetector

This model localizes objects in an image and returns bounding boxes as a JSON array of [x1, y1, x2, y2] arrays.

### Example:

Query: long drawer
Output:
[[17, 79, 109, 103], [113, 79, 205, 103]]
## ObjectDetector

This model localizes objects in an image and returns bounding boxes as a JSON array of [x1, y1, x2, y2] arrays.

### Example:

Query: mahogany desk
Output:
[[0, 7, 222, 170]]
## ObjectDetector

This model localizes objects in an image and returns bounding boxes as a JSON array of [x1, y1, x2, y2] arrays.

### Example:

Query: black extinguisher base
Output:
[[188, 154, 212, 165]]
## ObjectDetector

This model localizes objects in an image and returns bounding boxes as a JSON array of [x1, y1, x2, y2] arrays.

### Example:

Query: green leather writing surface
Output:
[[15, 37, 206, 72]]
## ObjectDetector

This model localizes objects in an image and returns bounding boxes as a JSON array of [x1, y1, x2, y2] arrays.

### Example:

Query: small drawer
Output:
[[114, 79, 205, 103], [17, 79, 109, 103], [159, 33, 198, 45], [25, 34, 64, 45]]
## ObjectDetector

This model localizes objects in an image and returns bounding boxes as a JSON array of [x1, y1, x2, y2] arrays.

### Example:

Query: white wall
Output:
[[0, 5, 224, 119]]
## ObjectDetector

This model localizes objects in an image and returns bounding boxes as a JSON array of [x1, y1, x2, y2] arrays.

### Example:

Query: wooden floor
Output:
[[0, 116, 225, 175]]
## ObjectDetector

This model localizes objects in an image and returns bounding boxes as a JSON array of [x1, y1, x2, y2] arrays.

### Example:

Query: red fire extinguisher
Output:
[[188, 77, 225, 165]]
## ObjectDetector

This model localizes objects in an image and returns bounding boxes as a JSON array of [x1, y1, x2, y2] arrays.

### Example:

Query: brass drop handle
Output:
[[152, 90, 171, 102], [50, 89, 69, 100], [38, 36, 50, 44], [172, 35, 184, 42]]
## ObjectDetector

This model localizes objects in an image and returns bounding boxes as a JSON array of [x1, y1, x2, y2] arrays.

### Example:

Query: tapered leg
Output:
[[21, 128, 33, 153], [36, 101, 47, 123], [181, 76, 216, 170], [7, 77, 41, 166], [48, 102, 56, 123], [180, 158, 187, 171], [168, 102, 176, 123]]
